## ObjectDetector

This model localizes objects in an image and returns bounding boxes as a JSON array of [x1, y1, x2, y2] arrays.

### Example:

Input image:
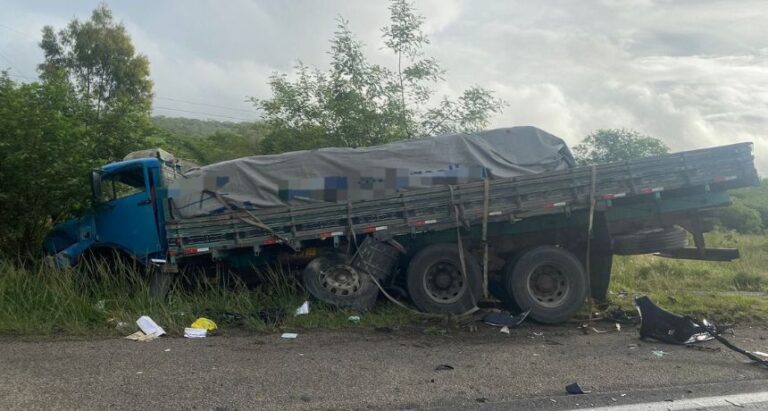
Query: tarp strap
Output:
[[585, 165, 597, 320], [481, 177, 490, 299], [454, 205, 480, 315], [206, 190, 292, 247]]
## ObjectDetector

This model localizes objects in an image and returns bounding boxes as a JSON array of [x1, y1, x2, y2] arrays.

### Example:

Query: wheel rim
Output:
[[526, 264, 570, 308], [422, 260, 466, 304], [318, 262, 361, 296]]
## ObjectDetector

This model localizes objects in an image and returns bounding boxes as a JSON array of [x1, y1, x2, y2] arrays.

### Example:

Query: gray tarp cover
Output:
[[169, 126, 574, 218]]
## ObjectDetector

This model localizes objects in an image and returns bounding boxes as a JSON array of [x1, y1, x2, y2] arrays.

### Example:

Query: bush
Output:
[[717, 200, 764, 234]]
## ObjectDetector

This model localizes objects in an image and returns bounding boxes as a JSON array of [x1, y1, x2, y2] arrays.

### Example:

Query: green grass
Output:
[[1, 231, 766, 336], [0, 259, 419, 336], [610, 231, 768, 322]]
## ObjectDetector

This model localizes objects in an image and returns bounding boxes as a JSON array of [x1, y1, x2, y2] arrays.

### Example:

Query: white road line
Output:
[[578, 391, 768, 410]]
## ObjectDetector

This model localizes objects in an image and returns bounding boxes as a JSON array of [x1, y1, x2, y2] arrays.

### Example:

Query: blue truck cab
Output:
[[44, 150, 180, 268]]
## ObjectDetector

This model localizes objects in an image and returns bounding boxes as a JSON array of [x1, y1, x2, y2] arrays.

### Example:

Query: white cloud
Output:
[[1, 0, 766, 172]]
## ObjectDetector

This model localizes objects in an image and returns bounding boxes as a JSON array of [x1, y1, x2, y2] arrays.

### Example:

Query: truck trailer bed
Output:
[[165, 143, 758, 260]]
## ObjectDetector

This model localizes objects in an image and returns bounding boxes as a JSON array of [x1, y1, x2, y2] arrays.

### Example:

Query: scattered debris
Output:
[[636, 296, 768, 368], [258, 307, 285, 326], [635, 296, 713, 344], [434, 364, 454, 371], [164, 348, 171, 352], [500, 326, 510, 334], [374, 326, 394, 333], [184, 328, 207, 339], [201, 309, 244, 324], [566, 382, 591, 395], [475, 398, 488, 403], [532, 332, 544, 337], [295, 301, 310, 316], [686, 345, 721, 353], [348, 315, 361, 324], [628, 344, 638, 350], [482, 309, 530, 328], [136, 316, 166, 337], [606, 307, 638, 324], [652, 350, 668, 357], [591, 327, 607, 334], [281, 332, 298, 339], [124, 331, 159, 342], [615, 323, 621, 332], [753, 351, 768, 358], [190, 317, 218, 331]]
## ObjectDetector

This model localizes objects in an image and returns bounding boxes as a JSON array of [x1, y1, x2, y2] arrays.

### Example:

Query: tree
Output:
[[573, 129, 669, 165], [38, 3, 153, 162], [0, 73, 95, 257], [253, 0, 504, 154]]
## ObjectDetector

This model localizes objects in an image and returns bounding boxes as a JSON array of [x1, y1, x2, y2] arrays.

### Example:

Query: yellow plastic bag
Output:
[[190, 317, 217, 331]]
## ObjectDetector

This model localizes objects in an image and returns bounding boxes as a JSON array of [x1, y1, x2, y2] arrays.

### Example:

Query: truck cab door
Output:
[[93, 163, 162, 259]]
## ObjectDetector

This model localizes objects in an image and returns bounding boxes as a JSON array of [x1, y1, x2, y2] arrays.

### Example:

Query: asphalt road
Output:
[[2, 322, 767, 410]]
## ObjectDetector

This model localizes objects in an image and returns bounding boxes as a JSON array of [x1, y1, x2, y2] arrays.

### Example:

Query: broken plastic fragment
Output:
[[281, 332, 298, 339], [500, 326, 510, 334], [566, 382, 591, 395], [190, 317, 217, 331], [652, 350, 668, 357], [634, 296, 714, 345], [482, 309, 530, 328]]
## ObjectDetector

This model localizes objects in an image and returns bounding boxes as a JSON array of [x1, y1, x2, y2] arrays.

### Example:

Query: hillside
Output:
[[151, 116, 241, 138]]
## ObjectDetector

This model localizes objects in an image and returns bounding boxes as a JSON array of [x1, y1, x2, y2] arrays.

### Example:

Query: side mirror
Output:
[[91, 170, 102, 203]]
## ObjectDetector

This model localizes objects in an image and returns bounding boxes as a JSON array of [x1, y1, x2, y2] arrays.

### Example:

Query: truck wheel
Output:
[[302, 254, 378, 311], [612, 226, 687, 255], [406, 243, 482, 315], [503, 246, 587, 324]]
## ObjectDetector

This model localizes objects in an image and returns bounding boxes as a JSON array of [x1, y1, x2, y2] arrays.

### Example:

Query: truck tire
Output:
[[612, 226, 687, 255], [406, 243, 482, 315], [302, 254, 378, 311], [502, 246, 587, 324]]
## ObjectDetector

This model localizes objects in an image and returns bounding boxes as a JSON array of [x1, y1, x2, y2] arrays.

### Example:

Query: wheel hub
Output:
[[423, 261, 466, 303], [319, 264, 361, 296], [527, 264, 570, 308]]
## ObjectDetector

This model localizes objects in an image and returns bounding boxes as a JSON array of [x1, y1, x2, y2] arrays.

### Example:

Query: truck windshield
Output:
[[97, 166, 146, 202]]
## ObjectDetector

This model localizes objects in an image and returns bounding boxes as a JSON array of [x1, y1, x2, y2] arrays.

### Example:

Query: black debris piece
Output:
[[634, 296, 714, 344], [434, 364, 454, 371], [482, 309, 531, 328], [565, 382, 591, 395]]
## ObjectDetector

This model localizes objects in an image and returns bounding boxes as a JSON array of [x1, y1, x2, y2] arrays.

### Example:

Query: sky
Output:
[[1, 0, 766, 172]]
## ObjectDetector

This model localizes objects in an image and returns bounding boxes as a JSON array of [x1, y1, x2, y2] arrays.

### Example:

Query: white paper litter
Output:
[[295, 301, 310, 316], [136, 315, 166, 336], [281, 333, 298, 339], [500, 326, 510, 334], [124, 331, 160, 342], [184, 328, 207, 339]]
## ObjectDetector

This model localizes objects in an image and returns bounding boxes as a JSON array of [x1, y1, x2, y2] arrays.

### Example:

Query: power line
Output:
[[153, 105, 256, 121], [154, 95, 256, 114], [5, 73, 36, 80], [0, 23, 37, 41]]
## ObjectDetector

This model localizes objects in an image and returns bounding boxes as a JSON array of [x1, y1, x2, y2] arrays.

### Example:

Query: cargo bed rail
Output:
[[166, 143, 758, 257]]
